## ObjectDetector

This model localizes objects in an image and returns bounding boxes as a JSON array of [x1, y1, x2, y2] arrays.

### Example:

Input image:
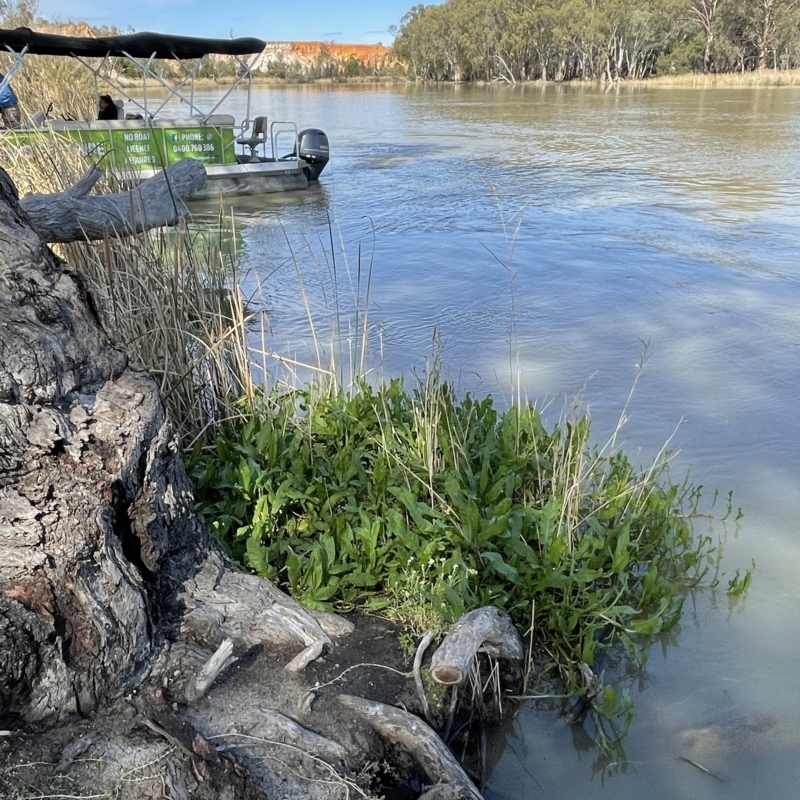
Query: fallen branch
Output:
[[19, 158, 207, 243], [429, 607, 523, 686]]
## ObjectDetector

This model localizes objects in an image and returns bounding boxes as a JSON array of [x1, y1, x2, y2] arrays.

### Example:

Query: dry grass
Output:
[[1, 128, 257, 449], [637, 68, 800, 89], [0, 50, 94, 123], [65, 220, 258, 449]]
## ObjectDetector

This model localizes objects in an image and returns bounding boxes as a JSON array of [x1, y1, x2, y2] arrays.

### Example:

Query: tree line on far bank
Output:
[[390, 0, 800, 82]]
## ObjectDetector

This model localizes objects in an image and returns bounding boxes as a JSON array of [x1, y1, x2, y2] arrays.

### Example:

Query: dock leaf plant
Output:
[[188, 373, 720, 702]]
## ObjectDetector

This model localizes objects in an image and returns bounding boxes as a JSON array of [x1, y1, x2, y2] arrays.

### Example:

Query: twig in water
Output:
[[679, 756, 727, 783]]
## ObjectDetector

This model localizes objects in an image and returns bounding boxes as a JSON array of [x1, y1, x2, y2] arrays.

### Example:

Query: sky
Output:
[[35, 0, 418, 44]]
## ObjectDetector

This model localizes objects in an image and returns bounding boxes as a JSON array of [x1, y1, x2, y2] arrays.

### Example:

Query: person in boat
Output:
[[0, 73, 21, 129], [98, 94, 119, 121]]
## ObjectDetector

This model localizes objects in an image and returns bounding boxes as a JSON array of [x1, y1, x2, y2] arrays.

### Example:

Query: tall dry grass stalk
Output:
[[0, 50, 94, 124], [66, 222, 258, 449], [2, 128, 257, 449], [0, 120, 97, 196]]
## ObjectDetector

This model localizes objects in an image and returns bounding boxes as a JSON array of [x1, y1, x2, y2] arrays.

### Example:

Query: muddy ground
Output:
[[0, 614, 486, 800]]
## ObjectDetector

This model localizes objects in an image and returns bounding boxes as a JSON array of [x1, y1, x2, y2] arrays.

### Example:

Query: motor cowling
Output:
[[296, 128, 329, 181]]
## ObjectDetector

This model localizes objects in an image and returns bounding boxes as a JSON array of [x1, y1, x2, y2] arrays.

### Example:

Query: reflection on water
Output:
[[195, 83, 800, 799]]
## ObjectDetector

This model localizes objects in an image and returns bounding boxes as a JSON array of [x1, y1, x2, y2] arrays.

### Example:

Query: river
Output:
[[191, 81, 800, 798]]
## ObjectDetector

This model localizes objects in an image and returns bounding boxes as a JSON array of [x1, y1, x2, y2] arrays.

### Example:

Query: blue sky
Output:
[[36, 0, 419, 44]]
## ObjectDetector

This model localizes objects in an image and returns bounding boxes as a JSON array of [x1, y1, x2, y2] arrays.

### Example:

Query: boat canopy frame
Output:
[[0, 27, 268, 130]]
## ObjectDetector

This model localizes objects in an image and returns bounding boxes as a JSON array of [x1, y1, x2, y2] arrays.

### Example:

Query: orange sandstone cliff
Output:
[[255, 41, 403, 72], [284, 42, 393, 64]]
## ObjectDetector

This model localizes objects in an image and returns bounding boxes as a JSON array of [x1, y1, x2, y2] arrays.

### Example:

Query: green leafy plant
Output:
[[188, 372, 722, 698]]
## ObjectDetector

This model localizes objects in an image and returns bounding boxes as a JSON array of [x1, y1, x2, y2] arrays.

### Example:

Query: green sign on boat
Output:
[[2, 124, 238, 170]]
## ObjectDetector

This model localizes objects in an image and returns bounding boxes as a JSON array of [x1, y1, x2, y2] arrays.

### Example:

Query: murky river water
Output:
[[191, 82, 800, 798]]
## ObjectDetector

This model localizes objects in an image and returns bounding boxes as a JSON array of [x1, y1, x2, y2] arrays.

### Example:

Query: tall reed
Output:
[[0, 49, 94, 124], [67, 221, 257, 448], [1, 130, 257, 449]]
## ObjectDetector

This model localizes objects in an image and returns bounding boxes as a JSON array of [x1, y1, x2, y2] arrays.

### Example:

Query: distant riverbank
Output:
[[183, 68, 800, 90]]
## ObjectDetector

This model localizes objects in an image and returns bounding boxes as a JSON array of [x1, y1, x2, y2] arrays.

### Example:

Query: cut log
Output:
[[429, 607, 524, 686], [18, 159, 207, 243], [338, 695, 484, 800]]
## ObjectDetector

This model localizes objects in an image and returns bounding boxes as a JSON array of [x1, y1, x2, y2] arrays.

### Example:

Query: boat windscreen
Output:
[[0, 27, 266, 59]]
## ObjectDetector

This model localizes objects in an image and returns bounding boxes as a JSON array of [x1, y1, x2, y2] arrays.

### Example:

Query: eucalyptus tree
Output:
[[498, 0, 538, 80], [743, 0, 800, 68], [687, 0, 722, 71], [496, 0, 557, 80], [444, 0, 495, 81], [391, 0, 800, 79], [553, 0, 598, 80], [426, 1, 467, 79], [393, 4, 448, 79]]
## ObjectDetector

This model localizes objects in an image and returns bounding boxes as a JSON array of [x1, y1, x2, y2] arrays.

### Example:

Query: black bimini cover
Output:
[[0, 27, 266, 59]]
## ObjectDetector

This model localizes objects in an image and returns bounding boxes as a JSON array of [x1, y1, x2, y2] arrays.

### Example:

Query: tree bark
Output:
[[0, 165, 338, 723], [17, 158, 206, 243]]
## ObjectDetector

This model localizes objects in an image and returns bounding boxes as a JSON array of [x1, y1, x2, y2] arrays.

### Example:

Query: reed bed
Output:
[[68, 222, 258, 448], [641, 68, 800, 88], [0, 49, 94, 125]]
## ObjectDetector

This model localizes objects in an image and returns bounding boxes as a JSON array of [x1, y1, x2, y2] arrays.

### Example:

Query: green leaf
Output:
[[342, 571, 380, 588], [245, 530, 269, 576], [481, 551, 522, 585], [612, 527, 631, 574]]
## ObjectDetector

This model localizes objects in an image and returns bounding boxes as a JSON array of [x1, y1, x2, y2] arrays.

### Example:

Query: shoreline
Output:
[[182, 68, 800, 90]]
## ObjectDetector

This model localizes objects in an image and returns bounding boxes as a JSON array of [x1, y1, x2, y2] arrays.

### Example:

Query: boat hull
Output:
[[2, 116, 324, 200], [137, 160, 310, 199], [199, 168, 308, 198]]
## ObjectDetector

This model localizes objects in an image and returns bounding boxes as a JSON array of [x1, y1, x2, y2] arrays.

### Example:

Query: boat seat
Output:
[[236, 115, 268, 161]]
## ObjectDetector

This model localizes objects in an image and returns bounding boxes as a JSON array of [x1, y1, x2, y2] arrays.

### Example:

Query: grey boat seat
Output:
[[236, 115, 268, 161]]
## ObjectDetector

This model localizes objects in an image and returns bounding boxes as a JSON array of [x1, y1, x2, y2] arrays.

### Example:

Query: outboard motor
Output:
[[295, 128, 330, 181]]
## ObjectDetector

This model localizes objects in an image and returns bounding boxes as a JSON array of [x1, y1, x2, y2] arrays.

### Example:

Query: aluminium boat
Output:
[[0, 27, 330, 199]]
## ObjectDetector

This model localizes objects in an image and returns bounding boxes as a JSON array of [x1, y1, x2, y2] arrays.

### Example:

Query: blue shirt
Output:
[[0, 74, 18, 108]]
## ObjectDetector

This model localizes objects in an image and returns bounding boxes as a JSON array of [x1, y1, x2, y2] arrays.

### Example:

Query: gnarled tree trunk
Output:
[[0, 165, 337, 723]]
